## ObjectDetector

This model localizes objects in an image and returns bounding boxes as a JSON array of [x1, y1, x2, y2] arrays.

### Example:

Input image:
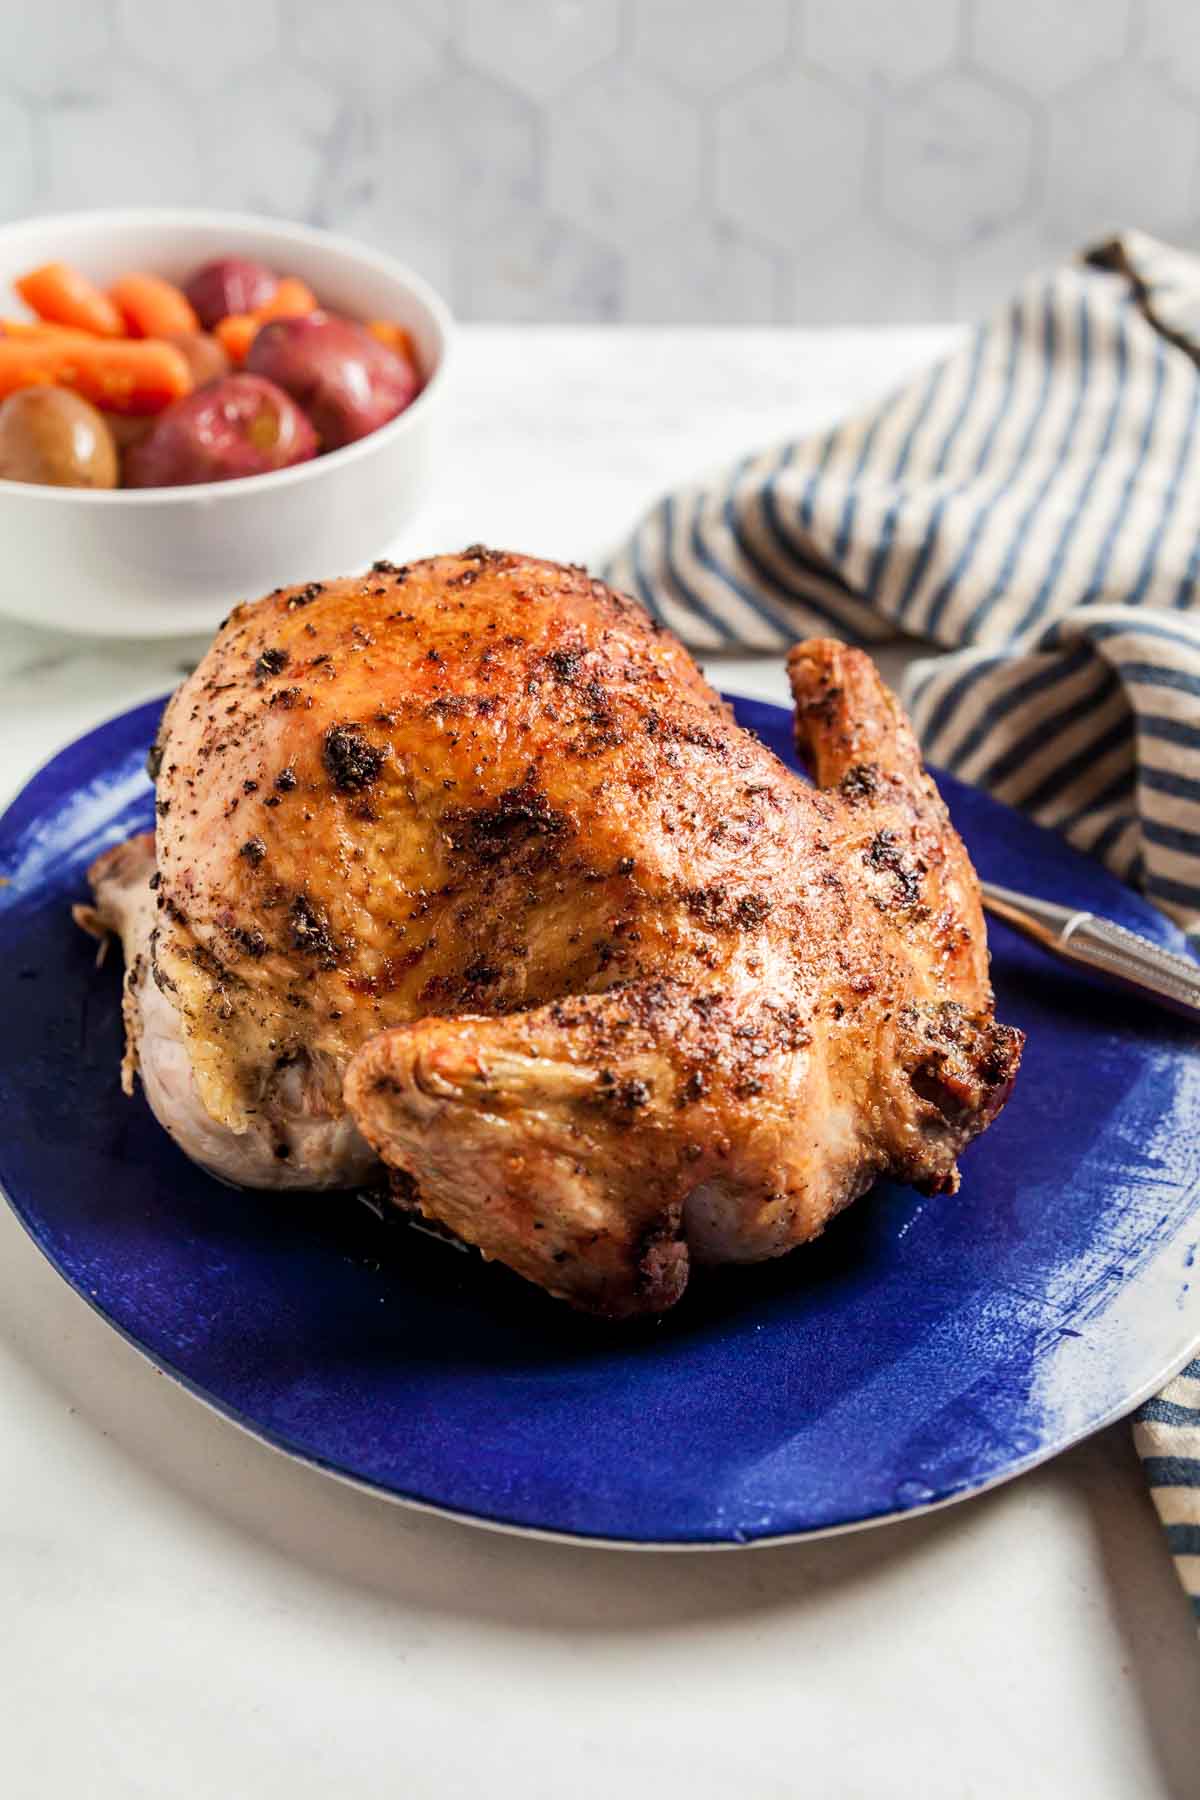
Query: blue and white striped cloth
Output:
[[608, 232, 1200, 1622]]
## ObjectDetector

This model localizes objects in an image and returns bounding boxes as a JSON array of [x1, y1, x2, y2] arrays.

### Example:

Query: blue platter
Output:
[[1, 694, 1197, 1546]]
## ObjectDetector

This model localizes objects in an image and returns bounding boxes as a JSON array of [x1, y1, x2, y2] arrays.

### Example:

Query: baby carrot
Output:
[[214, 313, 261, 364], [215, 279, 320, 363], [1, 318, 97, 342], [254, 277, 318, 321], [15, 262, 125, 337], [0, 337, 193, 413], [111, 272, 199, 339], [366, 319, 416, 362]]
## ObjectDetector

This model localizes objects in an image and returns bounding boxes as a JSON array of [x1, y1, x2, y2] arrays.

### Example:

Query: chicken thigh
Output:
[[82, 548, 1021, 1314]]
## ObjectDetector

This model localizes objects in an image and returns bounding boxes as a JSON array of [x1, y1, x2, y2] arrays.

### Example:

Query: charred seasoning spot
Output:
[[597, 1070, 651, 1113], [682, 885, 767, 931], [289, 893, 338, 967], [840, 763, 880, 801], [254, 647, 288, 680], [288, 582, 325, 608], [239, 837, 266, 865], [683, 885, 723, 925], [444, 774, 568, 867], [976, 1022, 1023, 1087], [146, 741, 163, 780], [323, 724, 385, 793], [865, 829, 923, 909], [734, 893, 770, 928], [545, 648, 581, 681], [275, 766, 298, 792]]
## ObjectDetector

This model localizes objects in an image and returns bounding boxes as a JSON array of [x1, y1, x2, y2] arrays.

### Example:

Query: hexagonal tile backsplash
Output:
[[7, 0, 1200, 323]]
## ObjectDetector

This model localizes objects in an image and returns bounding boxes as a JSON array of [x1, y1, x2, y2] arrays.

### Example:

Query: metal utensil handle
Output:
[[1061, 913, 1200, 1016]]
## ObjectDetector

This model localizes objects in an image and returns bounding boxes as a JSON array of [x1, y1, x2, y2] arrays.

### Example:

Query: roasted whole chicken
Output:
[[80, 549, 1022, 1317]]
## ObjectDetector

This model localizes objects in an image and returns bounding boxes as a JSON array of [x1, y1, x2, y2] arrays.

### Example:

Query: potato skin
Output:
[[246, 313, 418, 450], [184, 257, 278, 330], [0, 386, 118, 488], [164, 331, 231, 389], [104, 410, 153, 456], [124, 373, 318, 488]]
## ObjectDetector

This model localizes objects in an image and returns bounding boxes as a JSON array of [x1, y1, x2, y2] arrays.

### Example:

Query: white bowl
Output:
[[0, 209, 453, 638]]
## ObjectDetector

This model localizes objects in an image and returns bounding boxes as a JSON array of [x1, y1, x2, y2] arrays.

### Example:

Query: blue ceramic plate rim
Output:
[[1, 692, 1198, 1549]]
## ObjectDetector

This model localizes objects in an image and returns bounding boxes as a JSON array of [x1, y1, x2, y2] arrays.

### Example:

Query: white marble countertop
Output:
[[1, 326, 1197, 1800]]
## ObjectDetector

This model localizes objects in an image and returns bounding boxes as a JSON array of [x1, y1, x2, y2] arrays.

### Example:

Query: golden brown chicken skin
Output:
[[85, 548, 1021, 1314]]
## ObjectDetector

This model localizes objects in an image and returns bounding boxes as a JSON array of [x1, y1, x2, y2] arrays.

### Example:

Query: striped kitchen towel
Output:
[[607, 231, 1200, 1624], [607, 231, 1200, 939], [1135, 1356, 1200, 1624]]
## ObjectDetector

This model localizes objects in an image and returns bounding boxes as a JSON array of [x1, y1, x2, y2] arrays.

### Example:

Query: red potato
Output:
[[246, 312, 418, 450], [163, 331, 231, 387], [183, 257, 278, 330], [124, 373, 318, 488], [103, 410, 154, 456]]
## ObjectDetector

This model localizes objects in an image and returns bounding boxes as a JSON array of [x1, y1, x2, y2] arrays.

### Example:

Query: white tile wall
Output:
[[5, 0, 1200, 324], [118, 0, 280, 94], [1045, 64, 1200, 238], [971, 0, 1130, 98], [633, 0, 790, 96], [878, 72, 1036, 251], [716, 69, 870, 249], [807, 0, 960, 91]]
